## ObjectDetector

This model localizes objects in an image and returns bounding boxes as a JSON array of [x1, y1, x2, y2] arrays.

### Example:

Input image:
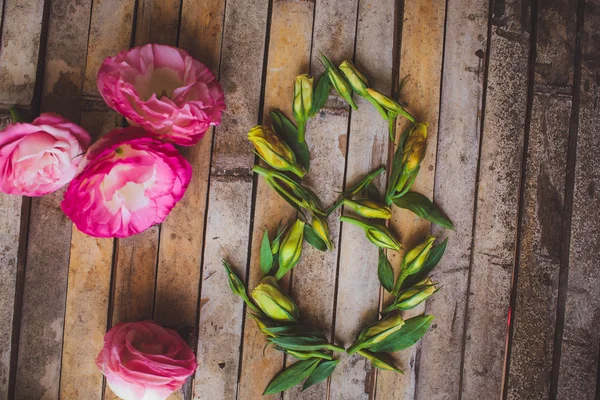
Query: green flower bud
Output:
[[339, 60, 369, 97], [401, 235, 435, 276], [340, 216, 402, 251], [248, 125, 306, 178], [276, 220, 305, 279], [365, 88, 415, 122], [319, 52, 358, 110], [347, 314, 405, 354], [357, 349, 403, 373], [311, 215, 333, 250], [343, 199, 392, 219], [284, 349, 334, 361], [402, 123, 428, 171], [251, 276, 299, 322], [293, 74, 314, 142], [382, 278, 437, 314]]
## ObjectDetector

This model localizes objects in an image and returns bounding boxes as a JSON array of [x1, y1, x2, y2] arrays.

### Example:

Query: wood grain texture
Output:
[[461, 0, 532, 397], [506, 0, 577, 397], [12, 2, 93, 398], [329, 1, 393, 398], [0, 114, 22, 400], [153, 0, 227, 330], [192, 0, 268, 397], [556, 1, 600, 397], [282, 1, 359, 399], [237, 1, 314, 398], [0, 0, 45, 106], [134, 0, 181, 45], [417, 1, 489, 399], [375, 1, 446, 398]]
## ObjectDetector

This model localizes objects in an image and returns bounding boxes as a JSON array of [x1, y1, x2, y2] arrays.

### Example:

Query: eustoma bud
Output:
[[382, 278, 436, 314], [311, 215, 333, 250], [248, 125, 306, 178], [395, 123, 428, 195], [340, 216, 401, 251], [343, 199, 392, 219], [392, 235, 436, 295], [252, 276, 300, 322], [293, 74, 313, 143], [276, 220, 305, 279], [319, 52, 358, 110], [357, 350, 403, 373], [338, 61, 369, 97], [347, 314, 405, 354], [366, 88, 415, 122]]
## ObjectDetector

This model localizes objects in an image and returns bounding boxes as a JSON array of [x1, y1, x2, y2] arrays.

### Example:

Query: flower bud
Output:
[[401, 235, 436, 276], [365, 88, 415, 122], [276, 220, 305, 279], [311, 215, 333, 250], [402, 123, 428, 171], [293, 74, 314, 142], [347, 314, 405, 354], [339, 60, 369, 97], [319, 52, 358, 110], [248, 125, 306, 178], [285, 349, 334, 361], [251, 276, 299, 322], [357, 350, 403, 373], [343, 199, 392, 219], [340, 216, 401, 251], [382, 278, 437, 314]]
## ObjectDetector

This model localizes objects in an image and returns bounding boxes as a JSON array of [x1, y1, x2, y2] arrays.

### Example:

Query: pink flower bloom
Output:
[[0, 113, 90, 196], [96, 320, 197, 400], [97, 43, 225, 146], [61, 127, 192, 238]]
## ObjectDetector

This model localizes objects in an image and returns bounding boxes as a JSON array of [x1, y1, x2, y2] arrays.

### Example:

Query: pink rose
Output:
[[96, 320, 197, 400], [0, 113, 90, 196], [61, 127, 192, 238], [97, 43, 225, 146]]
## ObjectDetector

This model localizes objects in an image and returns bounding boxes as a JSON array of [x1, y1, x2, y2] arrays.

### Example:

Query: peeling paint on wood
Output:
[[375, 0, 446, 398], [237, 1, 313, 399], [329, 1, 393, 399], [417, 1, 489, 399], [461, 0, 532, 397]]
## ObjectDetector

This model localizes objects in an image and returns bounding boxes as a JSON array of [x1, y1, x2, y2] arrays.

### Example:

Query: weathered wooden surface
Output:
[[1, 1, 599, 399]]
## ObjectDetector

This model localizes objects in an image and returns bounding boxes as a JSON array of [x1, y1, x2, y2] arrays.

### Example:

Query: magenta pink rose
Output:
[[97, 43, 225, 146], [61, 127, 192, 238], [0, 113, 90, 196], [96, 320, 197, 400]]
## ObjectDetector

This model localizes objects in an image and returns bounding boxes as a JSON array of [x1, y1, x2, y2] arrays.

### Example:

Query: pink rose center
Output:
[[134, 67, 184, 101]]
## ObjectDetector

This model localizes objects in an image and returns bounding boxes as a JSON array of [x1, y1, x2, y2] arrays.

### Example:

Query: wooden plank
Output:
[[0, 0, 45, 106], [237, 1, 313, 399], [506, 0, 577, 397], [12, 1, 93, 398], [134, 0, 181, 45], [374, 1, 446, 398], [461, 0, 532, 397], [328, 1, 393, 399], [0, 113, 23, 400], [192, 0, 269, 398], [416, 0, 488, 398], [555, 1, 600, 397], [280, 2, 358, 399]]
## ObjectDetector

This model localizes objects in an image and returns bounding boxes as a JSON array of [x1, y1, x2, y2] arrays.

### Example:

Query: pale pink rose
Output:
[[96, 320, 197, 400], [61, 127, 192, 238], [0, 113, 90, 196], [97, 43, 225, 146]]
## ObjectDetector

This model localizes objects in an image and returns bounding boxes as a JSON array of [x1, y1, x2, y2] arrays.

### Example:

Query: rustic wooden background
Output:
[[0, 0, 598, 399]]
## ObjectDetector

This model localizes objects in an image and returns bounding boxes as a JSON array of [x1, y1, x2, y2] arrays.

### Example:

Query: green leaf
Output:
[[309, 74, 332, 117], [269, 336, 344, 352], [401, 238, 448, 290], [221, 260, 263, 315], [301, 359, 340, 392], [260, 230, 274, 276], [271, 223, 286, 254], [392, 192, 454, 229], [263, 358, 321, 395], [271, 110, 310, 172], [378, 249, 395, 293], [263, 325, 327, 339], [304, 223, 328, 251], [363, 182, 381, 202], [369, 315, 434, 353]]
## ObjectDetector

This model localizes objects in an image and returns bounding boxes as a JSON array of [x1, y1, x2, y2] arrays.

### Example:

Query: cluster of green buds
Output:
[[293, 74, 313, 143], [340, 216, 401, 251], [248, 125, 306, 178], [382, 277, 437, 315]]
